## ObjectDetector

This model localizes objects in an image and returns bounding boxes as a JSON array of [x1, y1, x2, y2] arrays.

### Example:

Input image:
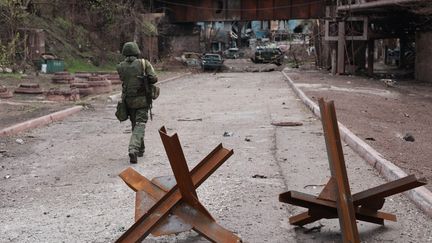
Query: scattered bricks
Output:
[[70, 83, 94, 96], [0, 86, 13, 99], [46, 88, 80, 101], [52, 72, 75, 84], [105, 73, 121, 85], [55, 71, 69, 75], [87, 75, 105, 81], [14, 83, 43, 94], [93, 71, 112, 76], [74, 72, 92, 80], [88, 76, 112, 94]]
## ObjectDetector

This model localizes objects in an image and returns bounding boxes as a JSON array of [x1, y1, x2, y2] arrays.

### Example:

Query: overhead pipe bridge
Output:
[[154, 0, 325, 22]]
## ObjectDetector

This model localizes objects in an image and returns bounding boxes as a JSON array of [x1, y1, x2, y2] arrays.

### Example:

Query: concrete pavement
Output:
[[0, 72, 431, 242]]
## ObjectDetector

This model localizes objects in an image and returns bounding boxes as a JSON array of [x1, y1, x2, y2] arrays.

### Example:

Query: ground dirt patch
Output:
[[1, 72, 431, 242], [286, 68, 432, 191]]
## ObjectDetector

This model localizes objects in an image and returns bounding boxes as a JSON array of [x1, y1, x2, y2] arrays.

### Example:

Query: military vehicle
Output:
[[251, 47, 284, 66]]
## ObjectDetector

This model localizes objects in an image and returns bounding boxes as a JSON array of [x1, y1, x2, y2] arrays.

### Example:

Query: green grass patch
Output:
[[0, 73, 22, 79], [65, 59, 116, 73]]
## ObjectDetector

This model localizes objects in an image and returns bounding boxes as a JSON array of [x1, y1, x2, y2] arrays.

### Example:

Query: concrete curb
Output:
[[158, 72, 192, 85], [281, 70, 432, 218], [0, 106, 83, 137], [108, 72, 192, 102]]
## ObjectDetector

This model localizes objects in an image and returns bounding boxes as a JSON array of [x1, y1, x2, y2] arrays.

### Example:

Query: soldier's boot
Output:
[[129, 152, 138, 164], [138, 139, 145, 157], [129, 122, 145, 163]]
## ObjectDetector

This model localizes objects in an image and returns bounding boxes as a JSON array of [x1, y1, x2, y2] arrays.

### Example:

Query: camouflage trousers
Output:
[[128, 107, 149, 154]]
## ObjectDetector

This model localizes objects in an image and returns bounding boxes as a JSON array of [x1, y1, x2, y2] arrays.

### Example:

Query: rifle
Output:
[[137, 75, 153, 120]]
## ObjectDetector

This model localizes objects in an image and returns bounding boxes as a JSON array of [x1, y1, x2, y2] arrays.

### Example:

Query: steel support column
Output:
[[368, 40, 375, 76], [337, 22, 346, 74]]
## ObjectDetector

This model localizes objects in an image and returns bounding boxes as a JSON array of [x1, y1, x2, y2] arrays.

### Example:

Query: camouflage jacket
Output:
[[117, 57, 157, 108]]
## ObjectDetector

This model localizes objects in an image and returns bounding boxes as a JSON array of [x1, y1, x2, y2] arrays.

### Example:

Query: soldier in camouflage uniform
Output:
[[117, 42, 158, 163]]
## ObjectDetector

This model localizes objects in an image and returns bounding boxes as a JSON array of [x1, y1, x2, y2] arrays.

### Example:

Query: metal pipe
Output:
[[338, 0, 423, 11]]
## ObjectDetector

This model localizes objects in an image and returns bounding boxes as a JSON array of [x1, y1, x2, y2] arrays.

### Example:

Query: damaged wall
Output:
[[415, 31, 432, 82], [18, 28, 45, 61], [169, 35, 201, 55], [139, 13, 164, 62], [159, 0, 324, 22], [160, 23, 201, 56]]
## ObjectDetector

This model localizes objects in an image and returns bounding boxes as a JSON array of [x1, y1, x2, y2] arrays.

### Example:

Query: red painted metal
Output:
[[159, 0, 325, 22], [257, 0, 274, 20]]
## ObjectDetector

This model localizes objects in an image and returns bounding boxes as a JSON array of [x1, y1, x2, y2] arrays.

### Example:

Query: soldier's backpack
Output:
[[141, 59, 160, 100]]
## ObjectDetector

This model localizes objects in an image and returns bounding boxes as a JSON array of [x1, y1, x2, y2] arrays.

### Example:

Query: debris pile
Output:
[[104, 73, 122, 85], [70, 83, 93, 96], [46, 88, 80, 101], [52, 72, 75, 84], [74, 72, 92, 81], [0, 85, 13, 99], [14, 83, 43, 94], [87, 76, 112, 94]]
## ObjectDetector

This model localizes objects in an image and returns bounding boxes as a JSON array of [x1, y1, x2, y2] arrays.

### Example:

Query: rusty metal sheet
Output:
[[279, 98, 426, 242], [307, 0, 325, 19], [293, 0, 310, 19], [135, 176, 193, 236], [288, 211, 327, 226], [152, 176, 177, 191], [226, 0, 241, 21], [280, 191, 396, 226], [241, 0, 257, 21], [195, 0, 213, 22], [115, 182, 181, 242], [165, 0, 188, 22], [174, 202, 241, 242], [274, 0, 292, 20], [119, 167, 165, 197], [319, 98, 360, 243], [135, 190, 193, 236], [152, 176, 240, 242], [159, 127, 200, 203], [317, 177, 337, 202], [117, 127, 239, 243], [257, 0, 274, 20], [353, 175, 427, 206]]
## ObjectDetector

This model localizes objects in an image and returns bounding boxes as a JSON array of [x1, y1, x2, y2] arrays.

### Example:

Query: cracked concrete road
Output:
[[1, 72, 431, 242]]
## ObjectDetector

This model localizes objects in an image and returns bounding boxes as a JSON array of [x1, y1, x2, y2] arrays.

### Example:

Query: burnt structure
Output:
[[153, 0, 325, 57], [154, 0, 324, 22], [152, 0, 431, 81], [324, 0, 432, 82]]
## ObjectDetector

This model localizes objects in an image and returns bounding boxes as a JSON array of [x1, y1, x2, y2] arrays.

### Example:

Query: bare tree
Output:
[[0, 0, 28, 67]]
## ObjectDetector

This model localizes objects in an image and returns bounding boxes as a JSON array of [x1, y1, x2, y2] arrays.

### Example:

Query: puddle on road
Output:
[[296, 83, 397, 98]]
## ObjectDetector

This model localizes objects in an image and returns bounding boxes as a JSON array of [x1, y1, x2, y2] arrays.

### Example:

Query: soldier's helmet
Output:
[[122, 42, 141, 57]]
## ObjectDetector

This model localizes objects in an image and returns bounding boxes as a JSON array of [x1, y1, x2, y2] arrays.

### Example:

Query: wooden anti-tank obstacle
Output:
[[117, 126, 241, 243], [279, 98, 427, 243]]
